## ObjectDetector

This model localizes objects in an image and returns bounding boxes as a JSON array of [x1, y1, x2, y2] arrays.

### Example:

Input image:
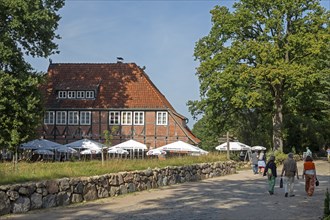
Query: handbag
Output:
[[280, 177, 283, 188], [316, 178, 319, 186]]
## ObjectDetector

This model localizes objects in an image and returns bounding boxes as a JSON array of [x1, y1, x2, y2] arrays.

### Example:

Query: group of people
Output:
[[261, 150, 318, 197]]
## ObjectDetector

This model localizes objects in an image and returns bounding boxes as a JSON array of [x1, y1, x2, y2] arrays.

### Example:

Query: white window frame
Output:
[[68, 111, 79, 125], [134, 111, 144, 125], [77, 91, 85, 99], [58, 91, 67, 99], [80, 111, 91, 125], [44, 111, 55, 125], [156, 111, 168, 125], [109, 111, 120, 125], [67, 91, 76, 99], [86, 91, 94, 99], [121, 111, 132, 125], [56, 111, 67, 125]]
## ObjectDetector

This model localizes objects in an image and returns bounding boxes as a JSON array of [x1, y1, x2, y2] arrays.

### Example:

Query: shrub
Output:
[[274, 151, 288, 166], [266, 151, 301, 166]]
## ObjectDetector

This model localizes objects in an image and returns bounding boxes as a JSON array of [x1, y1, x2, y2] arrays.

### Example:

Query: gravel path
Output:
[[2, 160, 329, 220]]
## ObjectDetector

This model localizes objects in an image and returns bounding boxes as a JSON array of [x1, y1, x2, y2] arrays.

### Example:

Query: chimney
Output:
[[117, 57, 124, 63]]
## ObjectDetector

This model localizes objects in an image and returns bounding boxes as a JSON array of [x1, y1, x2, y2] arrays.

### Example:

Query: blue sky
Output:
[[28, 0, 329, 128]]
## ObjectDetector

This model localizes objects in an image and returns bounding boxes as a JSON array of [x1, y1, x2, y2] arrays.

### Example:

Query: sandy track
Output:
[[2, 160, 329, 220]]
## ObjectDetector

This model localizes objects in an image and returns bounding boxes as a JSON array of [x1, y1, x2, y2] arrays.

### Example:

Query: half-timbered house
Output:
[[38, 62, 199, 149]]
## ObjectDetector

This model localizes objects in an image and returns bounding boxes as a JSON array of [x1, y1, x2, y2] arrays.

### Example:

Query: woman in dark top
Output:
[[263, 155, 277, 195]]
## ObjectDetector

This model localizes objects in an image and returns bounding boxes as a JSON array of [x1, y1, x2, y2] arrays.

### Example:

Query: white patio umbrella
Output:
[[191, 145, 209, 155], [20, 139, 62, 150], [55, 146, 77, 153], [251, 146, 266, 151], [107, 147, 129, 155], [146, 149, 167, 156], [112, 139, 147, 150], [80, 149, 102, 155], [215, 142, 251, 151], [33, 149, 54, 155], [158, 141, 201, 153], [63, 139, 104, 150]]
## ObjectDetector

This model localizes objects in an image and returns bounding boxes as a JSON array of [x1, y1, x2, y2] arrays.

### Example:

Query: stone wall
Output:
[[0, 161, 236, 216]]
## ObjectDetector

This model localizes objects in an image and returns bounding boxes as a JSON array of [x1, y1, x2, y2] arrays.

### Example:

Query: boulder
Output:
[[45, 180, 59, 194], [56, 191, 71, 206], [0, 191, 10, 215], [83, 183, 98, 201], [30, 193, 42, 210], [11, 196, 30, 213], [71, 193, 83, 203], [42, 194, 57, 208]]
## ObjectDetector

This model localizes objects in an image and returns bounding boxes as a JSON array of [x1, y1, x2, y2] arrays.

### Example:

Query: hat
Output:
[[288, 153, 294, 158]]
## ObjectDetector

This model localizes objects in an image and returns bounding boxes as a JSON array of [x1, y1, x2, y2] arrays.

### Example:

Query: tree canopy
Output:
[[189, 0, 330, 152], [0, 0, 64, 151]]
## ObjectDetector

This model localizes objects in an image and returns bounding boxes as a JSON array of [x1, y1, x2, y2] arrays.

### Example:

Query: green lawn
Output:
[[0, 153, 228, 185]]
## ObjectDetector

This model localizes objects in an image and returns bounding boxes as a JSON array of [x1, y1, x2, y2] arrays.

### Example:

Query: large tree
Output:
[[0, 0, 64, 151], [189, 0, 330, 151]]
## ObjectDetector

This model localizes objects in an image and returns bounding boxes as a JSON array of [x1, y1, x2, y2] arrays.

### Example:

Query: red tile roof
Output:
[[41, 62, 200, 144], [42, 63, 177, 110]]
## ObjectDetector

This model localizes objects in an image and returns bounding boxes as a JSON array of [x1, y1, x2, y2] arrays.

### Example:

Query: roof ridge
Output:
[[50, 62, 135, 65]]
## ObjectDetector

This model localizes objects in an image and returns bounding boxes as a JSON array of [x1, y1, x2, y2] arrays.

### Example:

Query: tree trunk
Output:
[[226, 131, 230, 160], [272, 12, 290, 152], [272, 93, 283, 152]]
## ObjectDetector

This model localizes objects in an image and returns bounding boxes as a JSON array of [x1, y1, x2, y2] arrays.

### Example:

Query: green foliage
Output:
[[267, 151, 301, 167], [284, 114, 330, 153], [0, 72, 44, 150], [273, 151, 289, 166], [228, 152, 240, 161], [103, 130, 111, 147], [317, 73, 330, 117], [191, 116, 220, 151], [189, 0, 330, 152], [0, 0, 65, 71], [0, 0, 64, 151]]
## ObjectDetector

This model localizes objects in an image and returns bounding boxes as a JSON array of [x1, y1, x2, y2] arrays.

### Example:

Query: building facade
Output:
[[38, 62, 199, 149]]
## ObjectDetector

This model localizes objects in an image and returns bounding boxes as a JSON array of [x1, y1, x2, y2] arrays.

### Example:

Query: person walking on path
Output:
[[306, 147, 312, 157], [281, 153, 299, 197], [251, 151, 259, 174], [258, 150, 266, 174], [302, 155, 317, 196], [263, 155, 277, 195], [327, 147, 330, 162], [303, 147, 313, 161]]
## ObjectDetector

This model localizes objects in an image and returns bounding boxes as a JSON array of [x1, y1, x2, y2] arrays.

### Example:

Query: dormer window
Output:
[[86, 91, 94, 99], [68, 91, 76, 99], [58, 91, 67, 99], [77, 91, 85, 98], [57, 90, 95, 99]]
